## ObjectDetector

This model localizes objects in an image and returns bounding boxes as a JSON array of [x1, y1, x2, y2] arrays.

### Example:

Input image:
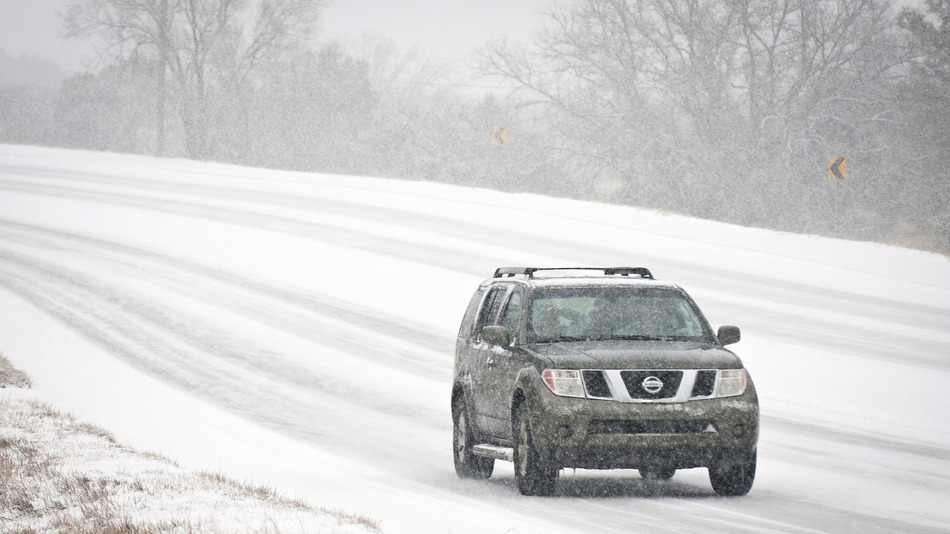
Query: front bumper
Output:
[[526, 388, 759, 470]]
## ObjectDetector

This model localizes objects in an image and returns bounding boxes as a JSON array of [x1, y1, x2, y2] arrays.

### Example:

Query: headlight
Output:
[[717, 369, 748, 397], [542, 369, 585, 398]]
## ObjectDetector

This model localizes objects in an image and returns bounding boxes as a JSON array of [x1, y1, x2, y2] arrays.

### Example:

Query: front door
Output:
[[468, 285, 508, 434], [485, 289, 524, 441]]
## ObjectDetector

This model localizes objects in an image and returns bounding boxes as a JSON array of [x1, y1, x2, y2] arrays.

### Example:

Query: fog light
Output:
[[732, 424, 745, 438], [557, 425, 573, 439]]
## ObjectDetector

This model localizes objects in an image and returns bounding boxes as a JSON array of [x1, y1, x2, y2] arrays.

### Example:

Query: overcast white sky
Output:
[[0, 0, 547, 72], [0, 0, 926, 77]]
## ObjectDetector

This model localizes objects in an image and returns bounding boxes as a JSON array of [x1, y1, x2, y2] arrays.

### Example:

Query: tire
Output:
[[639, 468, 676, 481], [709, 450, 756, 496], [452, 395, 494, 479], [513, 401, 558, 496]]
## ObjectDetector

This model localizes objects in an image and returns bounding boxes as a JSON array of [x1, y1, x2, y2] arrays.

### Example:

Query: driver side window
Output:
[[498, 291, 523, 334], [475, 286, 506, 335]]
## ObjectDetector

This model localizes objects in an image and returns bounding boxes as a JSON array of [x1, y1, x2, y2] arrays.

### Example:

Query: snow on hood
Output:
[[530, 341, 743, 370]]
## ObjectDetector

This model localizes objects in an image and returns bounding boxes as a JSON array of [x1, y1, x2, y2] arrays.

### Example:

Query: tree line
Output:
[[1, 0, 947, 253]]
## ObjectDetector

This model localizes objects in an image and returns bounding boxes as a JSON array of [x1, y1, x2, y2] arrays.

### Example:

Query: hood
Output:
[[528, 340, 742, 370]]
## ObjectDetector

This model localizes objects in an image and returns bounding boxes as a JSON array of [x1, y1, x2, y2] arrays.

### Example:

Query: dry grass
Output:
[[0, 353, 380, 533], [0, 352, 32, 389]]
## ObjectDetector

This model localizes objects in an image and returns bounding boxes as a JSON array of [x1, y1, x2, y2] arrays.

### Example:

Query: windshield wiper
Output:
[[535, 336, 589, 344], [606, 335, 676, 341]]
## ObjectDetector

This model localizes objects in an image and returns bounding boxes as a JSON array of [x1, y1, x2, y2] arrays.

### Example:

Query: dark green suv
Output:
[[451, 267, 758, 496]]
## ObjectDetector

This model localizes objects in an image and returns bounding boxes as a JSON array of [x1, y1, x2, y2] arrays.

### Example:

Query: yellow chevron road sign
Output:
[[829, 157, 847, 181], [492, 126, 508, 146]]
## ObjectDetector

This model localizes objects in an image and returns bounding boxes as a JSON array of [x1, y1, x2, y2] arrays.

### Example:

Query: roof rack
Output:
[[493, 267, 654, 279]]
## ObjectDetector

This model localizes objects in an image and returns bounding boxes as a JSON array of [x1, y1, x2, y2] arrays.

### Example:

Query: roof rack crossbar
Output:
[[493, 267, 653, 279], [493, 267, 538, 278], [603, 267, 654, 278]]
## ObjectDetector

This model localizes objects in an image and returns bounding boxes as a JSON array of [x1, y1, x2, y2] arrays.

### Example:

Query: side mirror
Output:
[[482, 325, 511, 348], [717, 326, 741, 346]]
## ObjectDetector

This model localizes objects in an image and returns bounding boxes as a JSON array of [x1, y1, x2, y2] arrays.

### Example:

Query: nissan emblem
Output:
[[642, 376, 663, 394]]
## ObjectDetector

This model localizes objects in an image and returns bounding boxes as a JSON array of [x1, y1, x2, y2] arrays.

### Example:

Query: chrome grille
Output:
[[580, 369, 721, 403]]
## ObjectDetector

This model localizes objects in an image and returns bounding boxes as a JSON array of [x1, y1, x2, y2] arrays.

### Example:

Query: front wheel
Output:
[[452, 395, 493, 479], [513, 401, 558, 496], [709, 450, 756, 496]]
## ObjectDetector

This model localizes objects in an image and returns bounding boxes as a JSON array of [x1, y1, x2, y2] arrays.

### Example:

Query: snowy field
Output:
[[1, 144, 949, 533]]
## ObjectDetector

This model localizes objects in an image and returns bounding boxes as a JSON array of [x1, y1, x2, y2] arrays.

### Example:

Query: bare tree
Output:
[[63, 0, 326, 158], [477, 0, 908, 231], [896, 0, 950, 249]]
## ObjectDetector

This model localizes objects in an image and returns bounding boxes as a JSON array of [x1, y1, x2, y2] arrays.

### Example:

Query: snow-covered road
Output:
[[1, 145, 949, 533]]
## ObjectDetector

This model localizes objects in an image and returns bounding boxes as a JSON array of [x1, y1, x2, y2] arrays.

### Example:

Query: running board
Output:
[[472, 444, 513, 462]]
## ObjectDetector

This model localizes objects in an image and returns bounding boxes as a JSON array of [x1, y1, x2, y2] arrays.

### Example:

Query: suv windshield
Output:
[[528, 286, 713, 343]]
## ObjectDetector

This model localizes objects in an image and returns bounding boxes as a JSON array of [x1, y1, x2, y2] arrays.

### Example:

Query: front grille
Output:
[[588, 419, 717, 435], [578, 369, 722, 402], [620, 371, 682, 399]]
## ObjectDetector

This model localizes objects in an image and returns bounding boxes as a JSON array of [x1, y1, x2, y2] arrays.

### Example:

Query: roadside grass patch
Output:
[[0, 353, 379, 533], [0, 352, 31, 388]]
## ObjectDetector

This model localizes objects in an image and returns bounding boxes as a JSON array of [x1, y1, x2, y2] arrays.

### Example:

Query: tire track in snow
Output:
[[762, 415, 950, 493], [7, 168, 950, 340], [0, 176, 500, 277], [0, 234, 449, 467], [0, 218, 453, 362], [1, 176, 947, 372]]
